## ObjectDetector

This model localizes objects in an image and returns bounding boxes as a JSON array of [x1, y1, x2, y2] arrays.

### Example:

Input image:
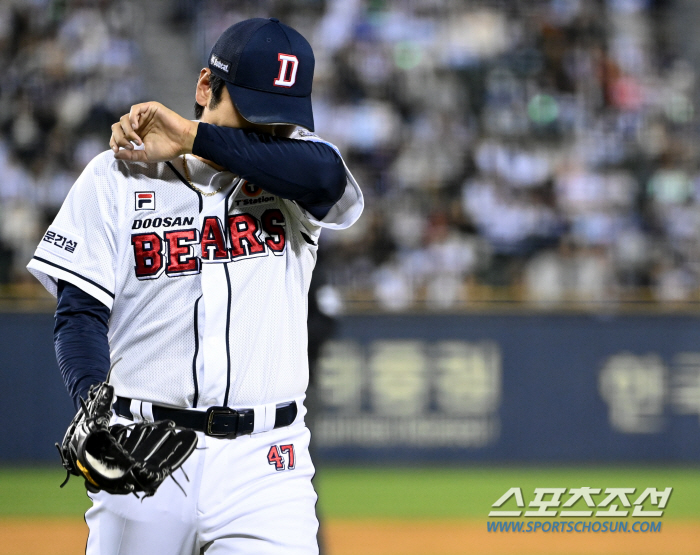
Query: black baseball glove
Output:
[[57, 383, 198, 497]]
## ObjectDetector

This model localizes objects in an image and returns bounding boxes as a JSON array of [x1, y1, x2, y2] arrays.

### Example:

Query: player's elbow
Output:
[[297, 158, 346, 221], [313, 151, 346, 206]]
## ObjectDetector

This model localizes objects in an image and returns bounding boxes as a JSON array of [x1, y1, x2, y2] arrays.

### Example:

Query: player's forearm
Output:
[[54, 280, 111, 410], [192, 123, 346, 217]]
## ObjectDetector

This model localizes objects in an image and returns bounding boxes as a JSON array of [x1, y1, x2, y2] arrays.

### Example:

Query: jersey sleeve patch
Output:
[[36, 226, 82, 262]]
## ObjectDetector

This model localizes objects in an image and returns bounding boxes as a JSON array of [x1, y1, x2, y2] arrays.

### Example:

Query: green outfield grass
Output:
[[1, 466, 698, 519]]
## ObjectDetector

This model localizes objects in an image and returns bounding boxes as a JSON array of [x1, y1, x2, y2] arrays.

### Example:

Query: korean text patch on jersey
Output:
[[37, 227, 82, 262]]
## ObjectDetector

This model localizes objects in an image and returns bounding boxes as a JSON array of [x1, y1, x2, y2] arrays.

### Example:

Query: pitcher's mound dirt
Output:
[[2, 517, 699, 555], [325, 519, 700, 555]]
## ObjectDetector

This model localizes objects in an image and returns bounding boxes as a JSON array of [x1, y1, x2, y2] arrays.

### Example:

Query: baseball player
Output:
[[28, 18, 362, 555]]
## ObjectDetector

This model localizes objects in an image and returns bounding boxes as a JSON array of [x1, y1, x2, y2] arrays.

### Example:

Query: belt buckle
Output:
[[205, 406, 238, 438]]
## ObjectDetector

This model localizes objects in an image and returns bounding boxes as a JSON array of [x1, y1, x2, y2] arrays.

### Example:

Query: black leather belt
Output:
[[114, 397, 298, 439]]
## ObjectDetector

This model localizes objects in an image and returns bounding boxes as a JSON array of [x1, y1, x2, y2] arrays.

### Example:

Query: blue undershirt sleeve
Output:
[[191, 123, 347, 220], [54, 280, 111, 410]]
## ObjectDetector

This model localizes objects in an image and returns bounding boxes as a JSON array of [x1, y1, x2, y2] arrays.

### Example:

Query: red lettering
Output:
[[131, 233, 164, 280], [274, 54, 299, 87], [280, 444, 295, 469], [164, 229, 200, 276], [267, 445, 284, 471], [228, 214, 266, 259], [261, 208, 286, 254], [200, 217, 229, 261]]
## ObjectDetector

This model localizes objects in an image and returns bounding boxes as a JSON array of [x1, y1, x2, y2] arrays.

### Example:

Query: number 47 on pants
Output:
[[267, 444, 295, 471]]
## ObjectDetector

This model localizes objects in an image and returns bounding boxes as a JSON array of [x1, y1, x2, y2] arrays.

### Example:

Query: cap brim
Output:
[[225, 82, 314, 132]]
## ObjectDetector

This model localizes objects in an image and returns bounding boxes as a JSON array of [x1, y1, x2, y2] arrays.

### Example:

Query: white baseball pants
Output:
[[84, 419, 319, 555]]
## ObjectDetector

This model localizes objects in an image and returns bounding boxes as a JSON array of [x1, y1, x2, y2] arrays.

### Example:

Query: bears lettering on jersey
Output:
[[201, 217, 230, 262], [131, 233, 165, 279], [262, 209, 286, 255], [164, 229, 201, 277], [131, 211, 287, 280], [228, 214, 266, 260]]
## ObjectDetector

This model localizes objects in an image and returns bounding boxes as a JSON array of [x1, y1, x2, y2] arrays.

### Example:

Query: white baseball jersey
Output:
[[28, 130, 363, 410]]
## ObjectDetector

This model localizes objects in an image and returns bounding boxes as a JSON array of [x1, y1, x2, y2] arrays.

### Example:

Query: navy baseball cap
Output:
[[208, 18, 315, 131]]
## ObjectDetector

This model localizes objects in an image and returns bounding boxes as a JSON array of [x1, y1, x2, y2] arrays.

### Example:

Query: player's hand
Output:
[[110, 102, 199, 163]]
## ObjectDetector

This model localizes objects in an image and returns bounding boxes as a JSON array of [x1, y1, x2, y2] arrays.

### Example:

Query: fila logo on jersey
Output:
[[274, 54, 298, 87], [130, 209, 286, 280], [135, 192, 155, 211]]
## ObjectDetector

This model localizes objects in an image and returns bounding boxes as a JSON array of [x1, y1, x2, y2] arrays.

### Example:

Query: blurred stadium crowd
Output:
[[0, 0, 142, 285], [2, 0, 700, 310]]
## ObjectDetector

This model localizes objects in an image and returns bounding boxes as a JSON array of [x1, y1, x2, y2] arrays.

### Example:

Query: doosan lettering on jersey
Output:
[[131, 216, 196, 229]]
